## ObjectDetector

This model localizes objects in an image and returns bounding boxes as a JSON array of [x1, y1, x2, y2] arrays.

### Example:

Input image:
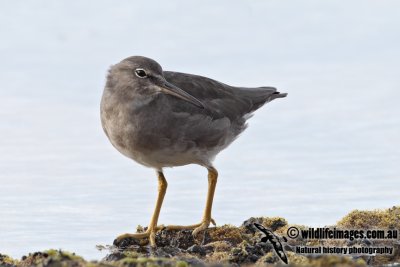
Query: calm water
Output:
[[1, 0, 399, 260]]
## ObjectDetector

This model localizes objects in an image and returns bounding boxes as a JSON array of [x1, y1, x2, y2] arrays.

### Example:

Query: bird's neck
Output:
[[130, 94, 155, 110]]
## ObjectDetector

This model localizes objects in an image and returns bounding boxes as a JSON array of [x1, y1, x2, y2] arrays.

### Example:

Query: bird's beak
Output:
[[156, 77, 204, 109]]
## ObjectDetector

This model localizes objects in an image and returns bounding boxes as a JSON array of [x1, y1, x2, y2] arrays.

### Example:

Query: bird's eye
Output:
[[135, 68, 148, 78]]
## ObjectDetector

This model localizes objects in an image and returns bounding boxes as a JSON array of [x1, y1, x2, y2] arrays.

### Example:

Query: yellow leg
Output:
[[166, 167, 218, 236], [114, 171, 168, 246]]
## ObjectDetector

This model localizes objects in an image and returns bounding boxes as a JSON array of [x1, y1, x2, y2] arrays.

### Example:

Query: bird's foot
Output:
[[114, 225, 165, 247], [165, 218, 216, 236]]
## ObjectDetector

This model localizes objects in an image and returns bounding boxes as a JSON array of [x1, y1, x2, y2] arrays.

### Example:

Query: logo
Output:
[[254, 223, 288, 264]]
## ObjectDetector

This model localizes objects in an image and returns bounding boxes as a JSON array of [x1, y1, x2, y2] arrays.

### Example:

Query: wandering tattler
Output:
[[100, 56, 287, 246]]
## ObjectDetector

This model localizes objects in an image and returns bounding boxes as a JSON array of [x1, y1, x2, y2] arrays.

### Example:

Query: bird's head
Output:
[[105, 56, 204, 109]]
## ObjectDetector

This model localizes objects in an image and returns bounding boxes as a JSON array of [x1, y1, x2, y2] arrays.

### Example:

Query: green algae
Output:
[[337, 206, 400, 229], [0, 254, 19, 267]]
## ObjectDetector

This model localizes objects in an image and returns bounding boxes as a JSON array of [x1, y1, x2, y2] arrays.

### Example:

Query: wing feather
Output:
[[163, 71, 285, 121]]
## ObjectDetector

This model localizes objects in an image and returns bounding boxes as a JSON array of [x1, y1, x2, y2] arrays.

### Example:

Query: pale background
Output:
[[0, 0, 399, 260]]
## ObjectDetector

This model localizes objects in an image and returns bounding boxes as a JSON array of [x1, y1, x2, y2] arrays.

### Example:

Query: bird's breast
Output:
[[100, 96, 191, 167], [100, 92, 240, 168]]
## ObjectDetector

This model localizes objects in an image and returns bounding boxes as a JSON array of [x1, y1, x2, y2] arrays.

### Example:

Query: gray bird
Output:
[[100, 56, 287, 246]]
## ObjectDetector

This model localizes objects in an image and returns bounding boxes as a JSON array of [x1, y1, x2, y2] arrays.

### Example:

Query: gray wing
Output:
[[150, 71, 286, 155], [163, 71, 287, 121]]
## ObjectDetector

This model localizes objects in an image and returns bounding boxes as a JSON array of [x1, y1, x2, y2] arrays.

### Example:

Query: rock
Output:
[[186, 245, 207, 256], [2, 206, 400, 266], [153, 246, 182, 258]]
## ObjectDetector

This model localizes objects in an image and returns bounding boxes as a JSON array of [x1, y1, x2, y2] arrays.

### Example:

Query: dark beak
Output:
[[156, 77, 204, 109]]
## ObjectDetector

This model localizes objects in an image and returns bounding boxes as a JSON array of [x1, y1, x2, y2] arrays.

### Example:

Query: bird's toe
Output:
[[113, 230, 157, 248], [113, 234, 140, 248], [156, 224, 166, 231], [192, 221, 211, 237]]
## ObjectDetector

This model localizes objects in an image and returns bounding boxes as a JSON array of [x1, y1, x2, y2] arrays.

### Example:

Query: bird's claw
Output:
[[113, 223, 168, 247], [192, 218, 217, 236], [210, 218, 217, 226], [114, 228, 160, 247], [192, 222, 210, 236]]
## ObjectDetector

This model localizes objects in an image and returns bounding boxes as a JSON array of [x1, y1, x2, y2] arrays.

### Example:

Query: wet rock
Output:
[[186, 244, 207, 256], [242, 217, 263, 234], [153, 246, 182, 258], [156, 229, 200, 249], [2, 206, 400, 266], [180, 256, 206, 267], [241, 217, 287, 236], [113, 236, 146, 248], [102, 251, 126, 261]]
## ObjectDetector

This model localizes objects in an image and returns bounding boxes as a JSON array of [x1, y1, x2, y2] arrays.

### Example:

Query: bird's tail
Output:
[[258, 86, 288, 100], [237, 86, 287, 113]]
